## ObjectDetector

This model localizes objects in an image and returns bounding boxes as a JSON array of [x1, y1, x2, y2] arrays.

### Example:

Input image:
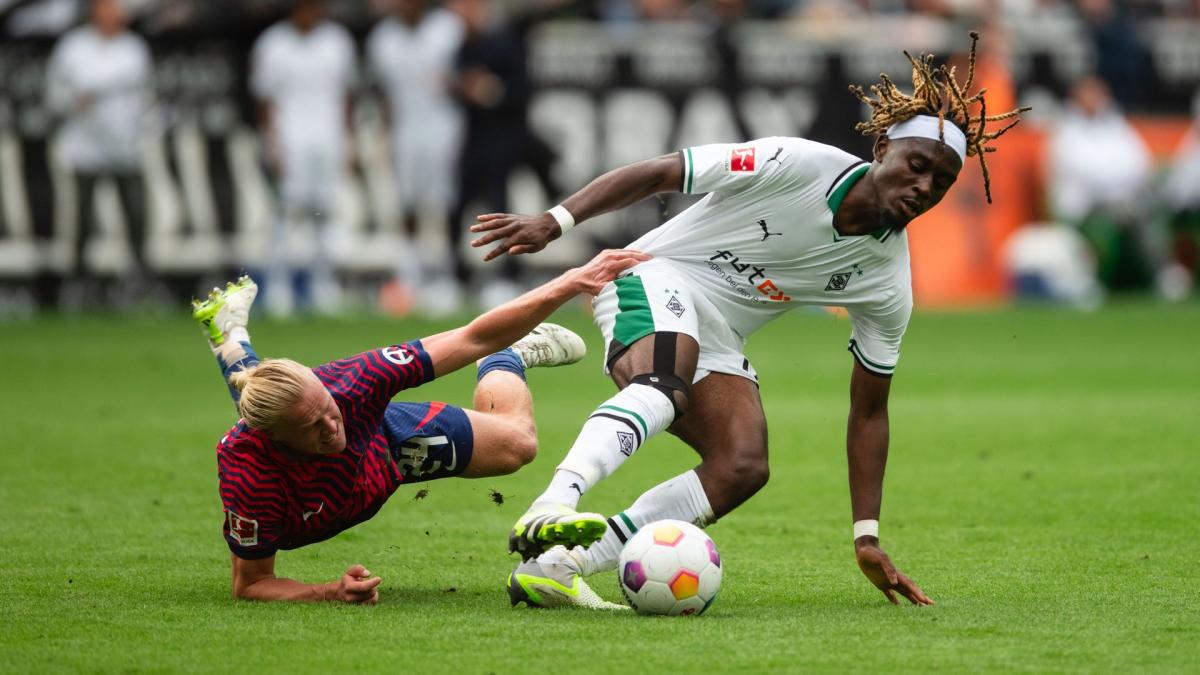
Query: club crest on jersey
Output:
[[227, 511, 258, 546], [825, 264, 864, 291], [729, 146, 756, 173], [381, 346, 414, 365]]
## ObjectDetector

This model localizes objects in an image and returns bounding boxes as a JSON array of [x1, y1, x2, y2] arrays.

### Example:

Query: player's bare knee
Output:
[[497, 430, 538, 474], [725, 445, 770, 496], [514, 430, 538, 467]]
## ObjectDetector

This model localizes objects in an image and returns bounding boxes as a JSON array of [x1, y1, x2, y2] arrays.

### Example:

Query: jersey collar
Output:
[[826, 162, 893, 242]]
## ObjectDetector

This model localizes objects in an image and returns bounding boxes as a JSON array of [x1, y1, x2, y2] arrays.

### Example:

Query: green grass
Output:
[[1, 302, 1198, 673]]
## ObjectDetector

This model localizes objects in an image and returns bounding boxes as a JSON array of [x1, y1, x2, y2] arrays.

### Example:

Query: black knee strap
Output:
[[630, 332, 690, 420], [630, 372, 690, 420]]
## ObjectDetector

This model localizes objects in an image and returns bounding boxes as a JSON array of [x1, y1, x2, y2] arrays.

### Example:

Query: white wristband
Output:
[[853, 519, 879, 541], [547, 204, 575, 234]]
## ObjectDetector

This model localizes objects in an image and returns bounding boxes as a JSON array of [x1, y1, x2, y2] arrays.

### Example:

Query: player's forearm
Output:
[[461, 280, 574, 358], [561, 155, 682, 225], [846, 410, 889, 523], [234, 574, 334, 603]]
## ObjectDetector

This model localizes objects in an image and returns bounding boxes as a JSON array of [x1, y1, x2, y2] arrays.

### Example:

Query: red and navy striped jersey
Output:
[[216, 342, 434, 559]]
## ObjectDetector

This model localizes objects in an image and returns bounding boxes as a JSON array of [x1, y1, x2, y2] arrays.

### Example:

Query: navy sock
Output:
[[217, 340, 261, 406], [476, 348, 526, 382]]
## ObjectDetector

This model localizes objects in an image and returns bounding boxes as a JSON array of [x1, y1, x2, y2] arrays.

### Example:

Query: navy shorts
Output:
[[382, 401, 474, 483]]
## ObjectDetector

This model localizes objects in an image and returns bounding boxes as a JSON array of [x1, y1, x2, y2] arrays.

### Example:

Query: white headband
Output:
[[886, 115, 967, 162]]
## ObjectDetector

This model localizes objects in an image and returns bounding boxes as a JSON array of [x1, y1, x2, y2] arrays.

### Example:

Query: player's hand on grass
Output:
[[854, 539, 933, 606], [330, 564, 382, 604], [565, 249, 652, 295], [470, 212, 560, 261]]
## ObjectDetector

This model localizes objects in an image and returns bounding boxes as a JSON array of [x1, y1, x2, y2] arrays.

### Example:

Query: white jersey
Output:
[[250, 20, 355, 155], [367, 11, 463, 140], [366, 11, 465, 207], [628, 137, 912, 375], [45, 27, 152, 171]]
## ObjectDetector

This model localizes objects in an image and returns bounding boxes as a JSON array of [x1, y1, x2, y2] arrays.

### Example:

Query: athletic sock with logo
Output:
[[566, 469, 715, 576], [533, 383, 675, 508]]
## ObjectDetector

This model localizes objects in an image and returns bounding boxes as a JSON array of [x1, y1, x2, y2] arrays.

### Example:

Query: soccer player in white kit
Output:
[[367, 0, 466, 307], [471, 35, 1029, 608], [250, 0, 356, 315], [45, 0, 153, 308]]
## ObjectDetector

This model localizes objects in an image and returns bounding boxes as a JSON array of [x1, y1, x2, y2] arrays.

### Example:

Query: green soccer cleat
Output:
[[192, 275, 258, 347], [507, 546, 628, 610], [509, 503, 607, 561], [510, 323, 586, 369]]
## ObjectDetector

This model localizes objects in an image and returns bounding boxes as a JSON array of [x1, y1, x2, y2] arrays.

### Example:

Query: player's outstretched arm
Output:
[[421, 249, 650, 377], [231, 554, 381, 604], [846, 361, 934, 606], [470, 153, 683, 261]]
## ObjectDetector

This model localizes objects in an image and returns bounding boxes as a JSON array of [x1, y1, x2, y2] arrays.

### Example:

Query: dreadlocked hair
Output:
[[848, 31, 1031, 203]]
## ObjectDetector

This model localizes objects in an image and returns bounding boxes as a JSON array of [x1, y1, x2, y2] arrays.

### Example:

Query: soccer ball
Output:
[[617, 519, 722, 615]]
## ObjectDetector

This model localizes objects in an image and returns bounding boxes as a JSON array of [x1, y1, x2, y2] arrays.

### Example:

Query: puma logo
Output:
[[766, 147, 784, 166], [758, 219, 782, 241], [569, 483, 583, 495]]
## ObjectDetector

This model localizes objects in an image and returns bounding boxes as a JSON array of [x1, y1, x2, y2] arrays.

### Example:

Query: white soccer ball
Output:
[[617, 519, 722, 615]]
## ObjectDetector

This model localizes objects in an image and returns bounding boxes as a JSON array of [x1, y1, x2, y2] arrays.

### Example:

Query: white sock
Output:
[[536, 470, 589, 509], [534, 384, 675, 507], [573, 469, 714, 576]]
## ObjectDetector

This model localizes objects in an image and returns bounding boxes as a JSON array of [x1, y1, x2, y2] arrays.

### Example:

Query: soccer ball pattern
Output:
[[618, 519, 722, 615]]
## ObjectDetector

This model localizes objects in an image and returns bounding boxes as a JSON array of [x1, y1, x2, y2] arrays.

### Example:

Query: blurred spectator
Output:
[[1048, 75, 1189, 298], [1161, 113, 1200, 293], [447, 0, 565, 307], [1077, 0, 1151, 109], [250, 0, 356, 315], [367, 0, 466, 315], [45, 0, 153, 310]]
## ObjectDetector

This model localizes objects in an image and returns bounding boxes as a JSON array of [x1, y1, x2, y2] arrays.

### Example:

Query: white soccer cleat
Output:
[[511, 323, 586, 369], [191, 275, 258, 347], [507, 546, 628, 610]]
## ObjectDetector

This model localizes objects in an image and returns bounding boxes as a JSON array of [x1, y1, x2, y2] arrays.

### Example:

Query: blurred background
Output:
[[0, 0, 1198, 318]]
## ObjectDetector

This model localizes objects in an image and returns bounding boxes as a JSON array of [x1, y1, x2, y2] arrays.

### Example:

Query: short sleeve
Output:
[[846, 295, 912, 377], [218, 440, 284, 559], [313, 340, 435, 414], [680, 137, 802, 196]]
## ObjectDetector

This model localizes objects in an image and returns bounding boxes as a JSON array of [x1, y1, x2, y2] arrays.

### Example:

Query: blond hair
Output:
[[227, 359, 312, 430], [849, 32, 1031, 203]]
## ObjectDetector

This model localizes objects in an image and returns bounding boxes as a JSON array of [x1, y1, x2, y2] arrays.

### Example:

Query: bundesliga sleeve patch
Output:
[[729, 146, 756, 173], [227, 511, 259, 547]]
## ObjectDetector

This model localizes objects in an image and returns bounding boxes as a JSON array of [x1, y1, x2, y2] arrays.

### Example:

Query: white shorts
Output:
[[591, 259, 758, 385]]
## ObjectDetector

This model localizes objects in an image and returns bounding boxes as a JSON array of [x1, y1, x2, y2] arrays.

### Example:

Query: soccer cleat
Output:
[[507, 546, 628, 610], [510, 323, 586, 369], [509, 503, 607, 560], [192, 275, 258, 347]]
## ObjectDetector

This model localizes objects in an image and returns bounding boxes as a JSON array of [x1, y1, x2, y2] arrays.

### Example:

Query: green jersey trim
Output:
[[612, 275, 655, 349], [827, 163, 895, 243], [683, 148, 695, 194], [848, 339, 895, 376], [826, 163, 869, 216]]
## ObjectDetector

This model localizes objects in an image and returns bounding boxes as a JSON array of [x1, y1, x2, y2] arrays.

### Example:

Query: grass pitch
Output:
[[1, 301, 1197, 673]]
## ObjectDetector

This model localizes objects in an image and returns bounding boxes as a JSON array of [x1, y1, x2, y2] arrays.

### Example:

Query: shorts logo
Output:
[[665, 295, 686, 318], [381, 346, 415, 365], [227, 511, 258, 546], [616, 431, 636, 457], [730, 147, 756, 173]]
